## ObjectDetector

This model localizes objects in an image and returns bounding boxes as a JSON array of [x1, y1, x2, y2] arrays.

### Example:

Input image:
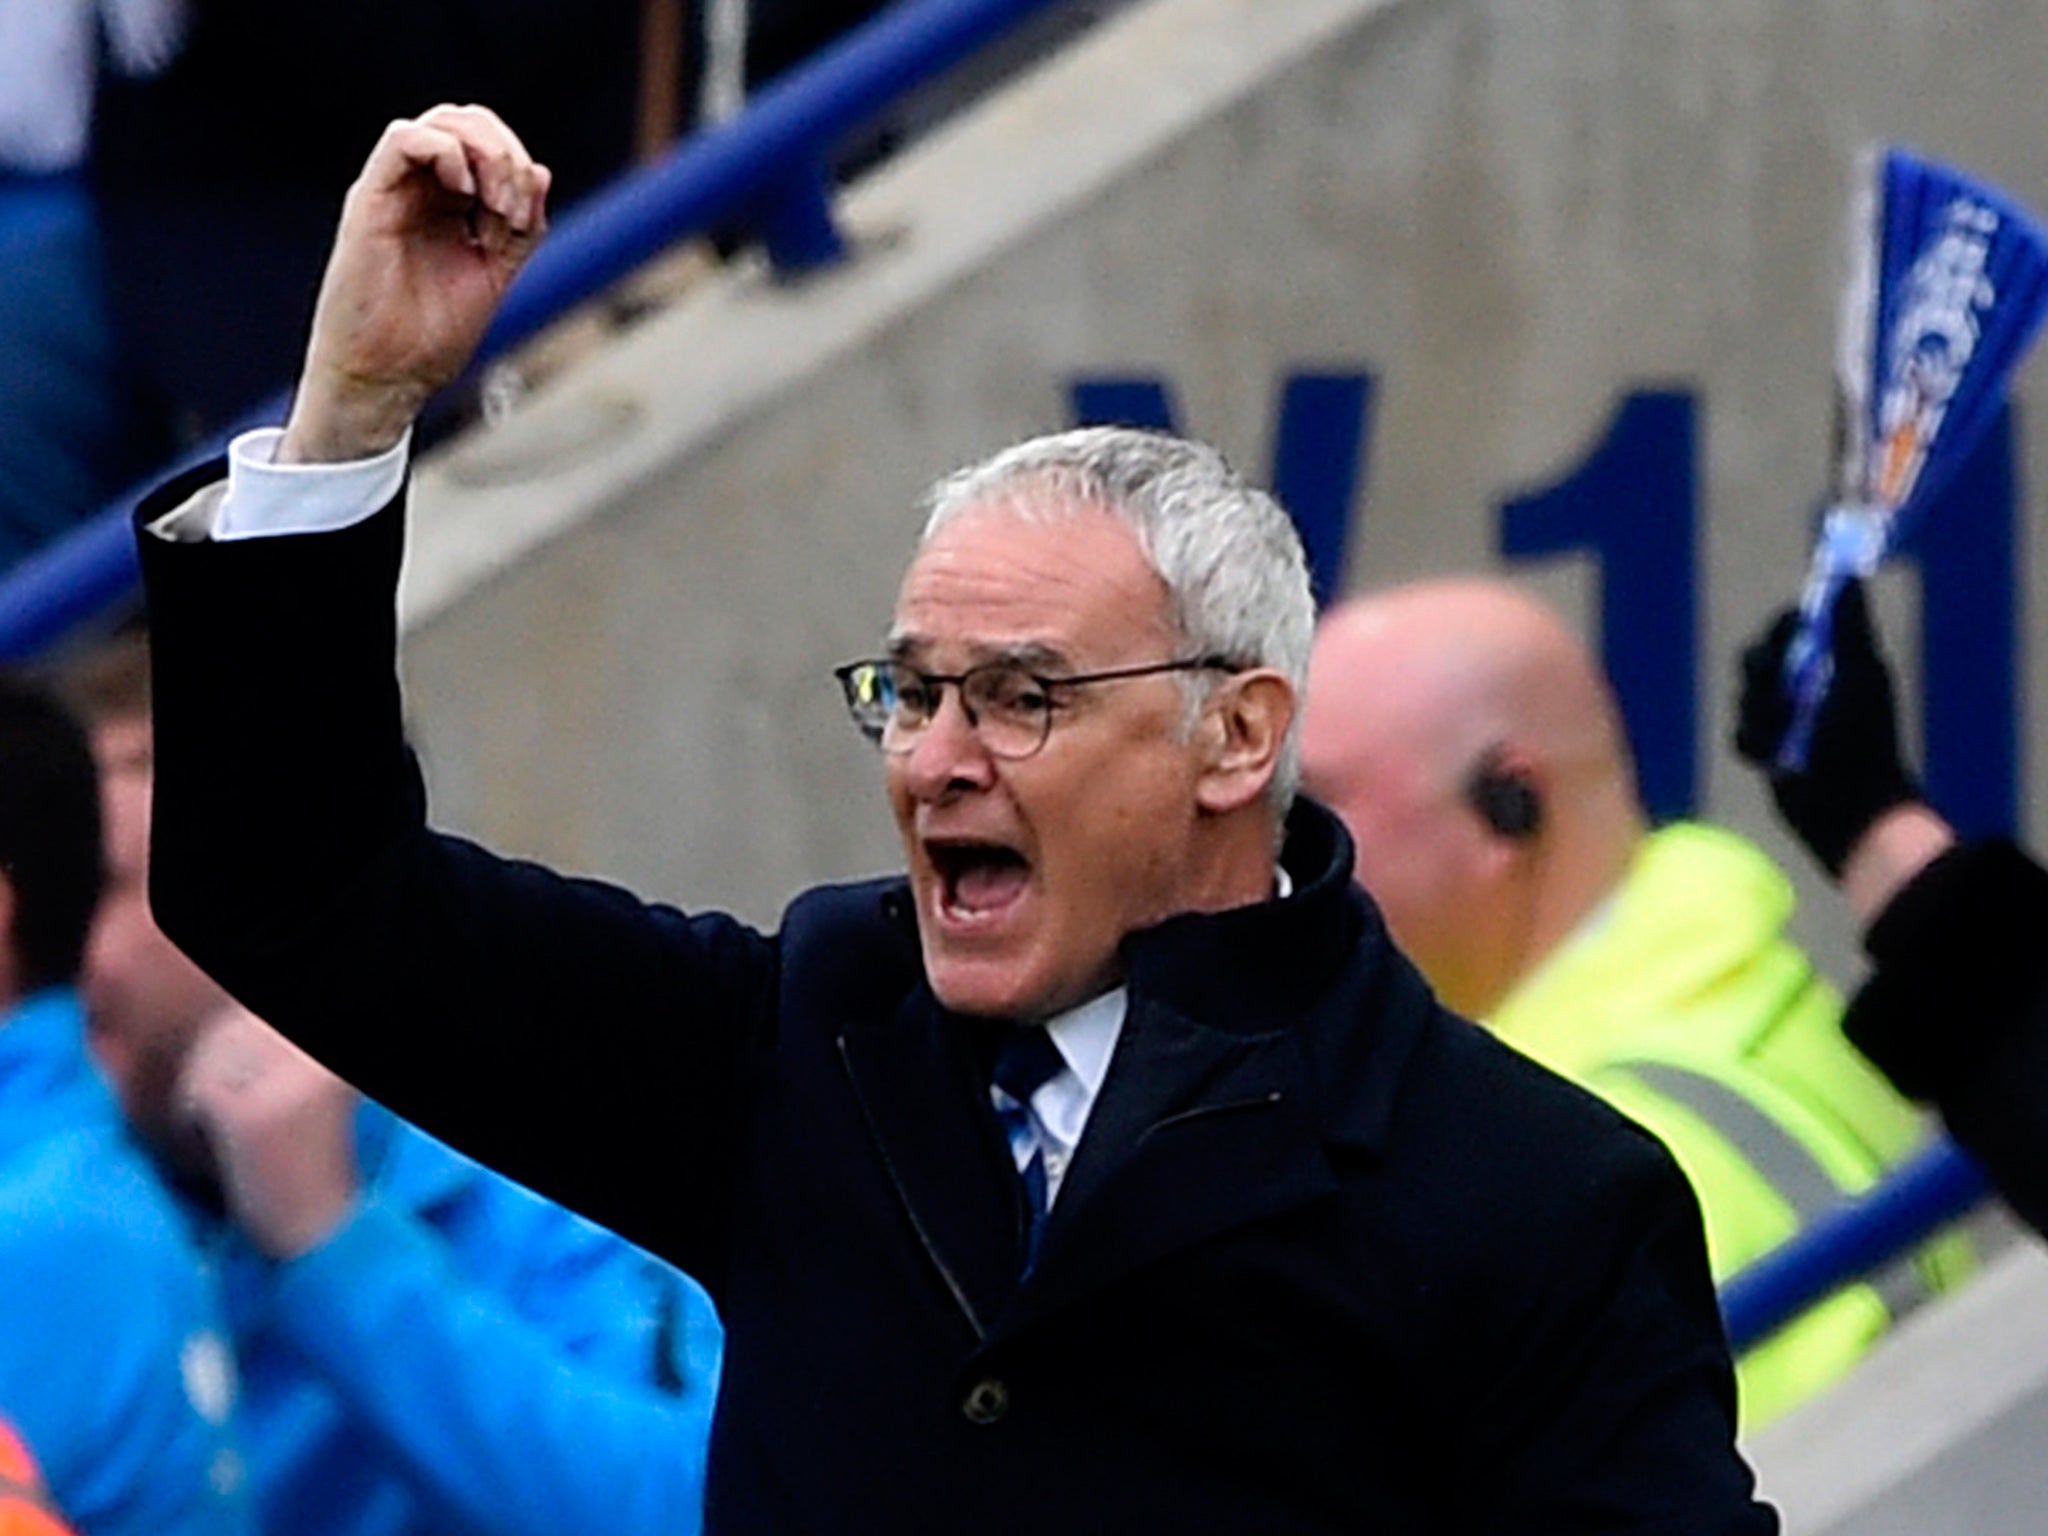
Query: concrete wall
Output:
[[397, 0, 2048, 978], [1748, 1240, 2048, 1533]]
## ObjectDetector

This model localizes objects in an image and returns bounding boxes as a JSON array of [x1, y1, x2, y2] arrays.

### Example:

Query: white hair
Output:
[[919, 426, 1315, 824]]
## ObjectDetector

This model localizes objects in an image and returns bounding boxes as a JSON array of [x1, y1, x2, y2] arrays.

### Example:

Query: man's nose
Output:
[[899, 686, 996, 799]]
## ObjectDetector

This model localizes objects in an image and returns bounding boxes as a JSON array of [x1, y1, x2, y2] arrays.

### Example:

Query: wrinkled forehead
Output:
[[888, 496, 1174, 661]]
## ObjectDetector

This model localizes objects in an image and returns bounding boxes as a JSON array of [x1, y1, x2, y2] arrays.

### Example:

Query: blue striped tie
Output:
[[991, 1027, 1066, 1271]]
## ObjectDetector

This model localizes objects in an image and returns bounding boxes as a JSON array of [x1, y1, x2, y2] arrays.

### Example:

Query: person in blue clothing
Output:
[[68, 640, 723, 1536], [179, 1005, 724, 1536], [0, 671, 250, 1536]]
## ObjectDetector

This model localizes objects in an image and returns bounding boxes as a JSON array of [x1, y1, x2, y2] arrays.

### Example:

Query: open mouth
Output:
[[926, 839, 1032, 921]]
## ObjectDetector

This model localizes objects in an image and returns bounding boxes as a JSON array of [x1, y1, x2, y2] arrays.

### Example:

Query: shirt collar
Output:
[[1042, 986, 1125, 1102]]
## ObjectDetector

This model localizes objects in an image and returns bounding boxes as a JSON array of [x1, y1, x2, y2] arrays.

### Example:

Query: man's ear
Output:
[[1464, 746, 1546, 844], [1194, 671, 1295, 815]]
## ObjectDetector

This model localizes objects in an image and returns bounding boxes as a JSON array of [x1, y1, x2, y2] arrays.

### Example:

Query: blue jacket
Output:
[[214, 1100, 721, 1536], [0, 991, 249, 1536]]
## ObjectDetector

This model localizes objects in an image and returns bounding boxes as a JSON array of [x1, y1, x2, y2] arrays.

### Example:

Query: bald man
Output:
[[1302, 577, 1972, 1430]]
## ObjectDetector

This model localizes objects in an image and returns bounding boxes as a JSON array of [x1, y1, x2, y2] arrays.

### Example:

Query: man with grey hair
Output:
[[135, 105, 1774, 1532], [913, 425, 1316, 828]]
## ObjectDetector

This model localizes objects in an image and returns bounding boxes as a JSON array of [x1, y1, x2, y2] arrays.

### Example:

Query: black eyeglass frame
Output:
[[832, 653, 1240, 760]]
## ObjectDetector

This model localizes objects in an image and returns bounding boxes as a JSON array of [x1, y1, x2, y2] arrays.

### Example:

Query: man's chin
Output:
[[927, 976, 1029, 1022], [922, 947, 1048, 1023]]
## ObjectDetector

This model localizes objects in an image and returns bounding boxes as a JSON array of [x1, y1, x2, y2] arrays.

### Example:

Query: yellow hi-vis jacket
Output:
[[1489, 823, 1974, 1431]]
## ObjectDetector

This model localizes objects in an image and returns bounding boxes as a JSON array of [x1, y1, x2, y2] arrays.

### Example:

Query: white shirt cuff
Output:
[[144, 427, 412, 543]]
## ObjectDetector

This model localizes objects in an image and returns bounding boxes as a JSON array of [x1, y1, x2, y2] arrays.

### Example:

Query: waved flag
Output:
[[1779, 147, 2048, 768]]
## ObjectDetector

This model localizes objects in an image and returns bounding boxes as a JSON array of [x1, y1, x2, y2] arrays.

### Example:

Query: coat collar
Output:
[[1118, 795, 1365, 1030], [1110, 798, 1435, 1155]]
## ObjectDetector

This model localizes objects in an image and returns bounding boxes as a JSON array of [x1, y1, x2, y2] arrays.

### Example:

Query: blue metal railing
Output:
[[0, 0, 1072, 660], [1721, 1137, 1991, 1353]]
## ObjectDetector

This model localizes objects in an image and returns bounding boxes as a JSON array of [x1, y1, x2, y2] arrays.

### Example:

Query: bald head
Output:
[[1301, 578, 1644, 1018]]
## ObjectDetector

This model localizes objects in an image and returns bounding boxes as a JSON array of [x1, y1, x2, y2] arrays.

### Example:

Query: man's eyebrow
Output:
[[1004, 641, 1070, 672], [882, 636, 1072, 670]]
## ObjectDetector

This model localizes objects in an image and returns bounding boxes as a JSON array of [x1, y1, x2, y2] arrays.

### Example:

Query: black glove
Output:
[[1733, 578, 1920, 876]]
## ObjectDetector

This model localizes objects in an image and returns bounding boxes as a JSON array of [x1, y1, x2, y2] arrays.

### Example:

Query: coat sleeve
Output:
[[1843, 838, 2048, 1237], [135, 463, 777, 1276]]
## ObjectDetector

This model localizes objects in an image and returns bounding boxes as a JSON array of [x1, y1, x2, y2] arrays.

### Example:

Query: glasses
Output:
[[833, 654, 1238, 761]]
